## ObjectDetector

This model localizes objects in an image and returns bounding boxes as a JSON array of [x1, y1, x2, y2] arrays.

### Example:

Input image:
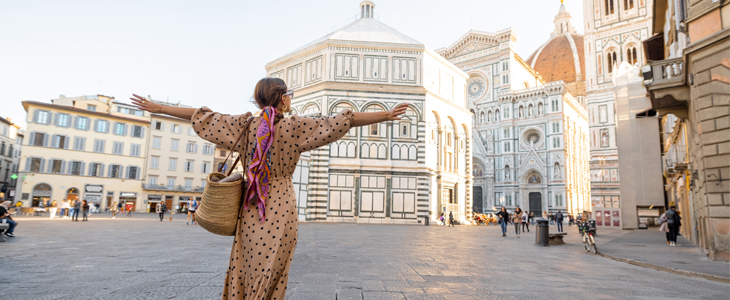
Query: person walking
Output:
[[497, 206, 509, 237], [130, 77, 407, 299], [156, 201, 167, 222], [126, 203, 133, 217], [49, 200, 58, 219], [448, 211, 455, 227], [439, 213, 445, 226], [529, 212, 535, 225], [659, 212, 671, 245], [665, 206, 682, 246], [0, 201, 17, 237], [522, 211, 530, 233], [81, 200, 89, 221], [555, 210, 564, 232], [71, 200, 80, 222], [111, 201, 118, 219], [512, 207, 523, 238], [187, 198, 198, 225], [549, 213, 555, 226], [568, 214, 574, 226]]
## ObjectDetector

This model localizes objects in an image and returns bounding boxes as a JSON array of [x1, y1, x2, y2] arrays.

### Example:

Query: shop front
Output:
[[119, 192, 138, 212], [66, 188, 79, 202], [84, 184, 104, 207], [31, 183, 52, 207], [146, 195, 162, 213], [178, 196, 191, 213]]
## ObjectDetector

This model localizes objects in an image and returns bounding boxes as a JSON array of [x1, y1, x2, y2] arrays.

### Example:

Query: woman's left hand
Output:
[[385, 103, 409, 120]]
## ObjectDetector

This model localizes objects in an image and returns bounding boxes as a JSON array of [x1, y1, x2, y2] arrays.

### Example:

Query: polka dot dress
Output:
[[192, 107, 354, 300]]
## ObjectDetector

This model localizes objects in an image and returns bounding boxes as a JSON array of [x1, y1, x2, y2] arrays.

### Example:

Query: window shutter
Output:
[[43, 133, 50, 147], [64, 136, 70, 149], [24, 158, 31, 171], [53, 113, 59, 126], [88, 163, 94, 176], [40, 159, 46, 173], [160, 122, 165, 132], [52, 135, 59, 148], [194, 144, 198, 153], [80, 162, 86, 176], [29, 132, 36, 146], [125, 166, 130, 179], [140, 127, 145, 138], [107, 165, 112, 177], [61, 161, 67, 174], [105, 122, 110, 133], [84, 118, 90, 131], [32, 110, 39, 123], [73, 116, 78, 129], [136, 167, 141, 179], [123, 124, 128, 136], [99, 164, 105, 177]]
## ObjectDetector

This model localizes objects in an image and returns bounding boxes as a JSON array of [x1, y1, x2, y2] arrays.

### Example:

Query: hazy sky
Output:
[[0, 0, 584, 129]]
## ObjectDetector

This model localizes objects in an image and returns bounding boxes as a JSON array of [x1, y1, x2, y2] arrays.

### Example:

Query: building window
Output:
[[150, 156, 159, 169], [93, 139, 106, 153], [50, 159, 63, 174], [57, 114, 70, 127], [130, 144, 141, 157], [169, 158, 178, 171], [152, 136, 161, 149], [127, 167, 138, 179], [90, 163, 102, 177], [167, 178, 176, 189], [607, 50, 618, 74], [605, 0, 615, 15], [87, 105, 96, 111], [188, 126, 196, 136], [172, 124, 181, 134], [70, 161, 82, 175], [36, 110, 50, 124], [114, 123, 126, 135], [149, 176, 158, 185], [53, 135, 68, 149], [131, 125, 143, 138], [623, 0, 634, 10], [154, 121, 163, 130], [29, 158, 42, 172], [95, 120, 108, 133], [170, 139, 179, 151], [626, 45, 638, 65], [112, 141, 124, 155], [76, 117, 89, 130], [185, 160, 194, 172], [202, 145, 213, 155], [109, 165, 121, 178], [202, 162, 211, 173], [186, 142, 197, 153], [184, 179, 193, 191]]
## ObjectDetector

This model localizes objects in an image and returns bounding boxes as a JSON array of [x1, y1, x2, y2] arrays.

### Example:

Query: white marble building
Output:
[[438, 4, 591, 217], [265, 2, 473, 224]]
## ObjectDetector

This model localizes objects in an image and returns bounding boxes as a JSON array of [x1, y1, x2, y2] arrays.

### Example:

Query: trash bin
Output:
[[424, 216, 429, 226], [588, 219, 597, 235], [535, 218, 549, 246]]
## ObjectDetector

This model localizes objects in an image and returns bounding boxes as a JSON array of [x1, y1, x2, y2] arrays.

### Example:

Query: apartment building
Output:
[[0, 117, 22, 202], [18, 95, 150, 210], [142, 102, 215, 213]]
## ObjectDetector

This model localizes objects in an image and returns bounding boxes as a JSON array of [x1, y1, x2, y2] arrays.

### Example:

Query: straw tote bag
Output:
[[197, 118, 252, 236]]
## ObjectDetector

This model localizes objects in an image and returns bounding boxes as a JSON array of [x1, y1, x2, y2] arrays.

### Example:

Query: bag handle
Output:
[[218, 116, 253, 177]]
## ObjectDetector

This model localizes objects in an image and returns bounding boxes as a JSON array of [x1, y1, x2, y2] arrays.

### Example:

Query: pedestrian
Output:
[[187, 198, 198, 225], [72, 200, 80, 222], [522, 211, 530, 233], [659, 212, 671, 245], [448, 211, 455, 227], [0, 201, 17, 237], [130, 77, 408, 299], [497, 206, 509, 237], [117, 201, 123, 215], [126, 203, 133, 217], [529, 212, 535, 225], [555, 210, 564, 232], [94, 202, 100, 214], [549, 212, 555, 226], [82, 200, 89, 221], [49, 200, 58, 219], [111, 201, 118, 219], [513, 207, 523, 238], [568, 214, 574, 226], [439, 213, 445, 226], [156, 201, 167, 222], [665, 206, 681, 246]]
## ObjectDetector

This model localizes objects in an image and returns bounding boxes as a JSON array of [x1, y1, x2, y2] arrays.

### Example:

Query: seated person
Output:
[[0, 201, 17, 237]]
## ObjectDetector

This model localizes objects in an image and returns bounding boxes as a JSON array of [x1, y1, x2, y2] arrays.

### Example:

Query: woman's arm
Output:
[[352, 103, 409, 127], [130, 94, 197, 121]]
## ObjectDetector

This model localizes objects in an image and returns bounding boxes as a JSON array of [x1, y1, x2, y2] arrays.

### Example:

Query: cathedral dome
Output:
[[524, 3, 586, 96]]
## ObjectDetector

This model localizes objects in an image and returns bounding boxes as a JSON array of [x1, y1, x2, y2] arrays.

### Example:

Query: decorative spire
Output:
[[360, 1, 375, 19], [551, 0, 575, 38]]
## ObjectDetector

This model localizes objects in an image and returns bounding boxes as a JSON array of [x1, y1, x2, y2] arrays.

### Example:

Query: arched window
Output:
[[302, 104, 319, 114], [605, 0, 615, 15], [624, 0, 634, 10], [363, 104, 385, 136], [626, 45, 639, 65], [607, 50, 618, 74]]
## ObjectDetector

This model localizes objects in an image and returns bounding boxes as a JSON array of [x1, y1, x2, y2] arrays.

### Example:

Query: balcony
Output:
[[142, 184, 204, 193], [645, 58, 690, 114]]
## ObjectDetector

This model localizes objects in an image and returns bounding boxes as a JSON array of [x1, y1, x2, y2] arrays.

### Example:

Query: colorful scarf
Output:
[[245, 106, 276, 223]]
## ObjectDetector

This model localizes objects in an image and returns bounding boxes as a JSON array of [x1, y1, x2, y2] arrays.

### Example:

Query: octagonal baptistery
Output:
[[524, 3, 586, 97], [265, 1, 474, 224]]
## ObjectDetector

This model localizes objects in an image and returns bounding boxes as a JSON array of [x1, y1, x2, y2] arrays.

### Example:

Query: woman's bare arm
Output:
[[130, 94, 197, 121], [352, 103, 408, 127]]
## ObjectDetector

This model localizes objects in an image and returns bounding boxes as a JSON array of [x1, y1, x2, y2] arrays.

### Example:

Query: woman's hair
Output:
[[252, 77, 288, 109], [515, 207, 522, 213], [500, 206, 506, 212]]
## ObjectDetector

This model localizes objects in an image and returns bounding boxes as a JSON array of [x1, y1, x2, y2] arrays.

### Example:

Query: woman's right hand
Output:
[[130, 94, 164, 113]]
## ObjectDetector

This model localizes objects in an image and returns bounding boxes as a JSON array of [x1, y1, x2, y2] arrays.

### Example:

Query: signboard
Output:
[[10, 190, 15, 197], [85, 185, 103, 193], [120, 192, 137, 198], [147, 195, 162, 201], [10, 174, 17, 180]]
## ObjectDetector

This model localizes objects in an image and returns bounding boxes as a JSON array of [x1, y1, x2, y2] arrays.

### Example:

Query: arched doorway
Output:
[[472, 186, 483, 213], [66, 188, 79, 202], [32, 183, 52, 207]]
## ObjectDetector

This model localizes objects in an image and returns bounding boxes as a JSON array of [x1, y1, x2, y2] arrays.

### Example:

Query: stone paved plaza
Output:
[[1, 213, 728, 299]]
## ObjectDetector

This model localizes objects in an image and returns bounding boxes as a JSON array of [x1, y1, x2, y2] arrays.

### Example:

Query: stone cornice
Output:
[[436, 28, 515, 59], [266, 40, 425, 70]]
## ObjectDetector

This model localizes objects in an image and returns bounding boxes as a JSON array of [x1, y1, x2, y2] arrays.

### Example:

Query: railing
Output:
[[647, 57, 684, 89], [663, 144, 688, 175], [142, 184, 203, 193]]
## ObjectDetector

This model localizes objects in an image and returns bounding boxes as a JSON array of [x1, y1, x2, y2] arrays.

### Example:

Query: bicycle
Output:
[[579, 222, 598, 254]]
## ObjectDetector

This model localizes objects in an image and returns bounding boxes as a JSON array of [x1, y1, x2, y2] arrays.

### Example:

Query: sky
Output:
[[0, 0, 584, 129]]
